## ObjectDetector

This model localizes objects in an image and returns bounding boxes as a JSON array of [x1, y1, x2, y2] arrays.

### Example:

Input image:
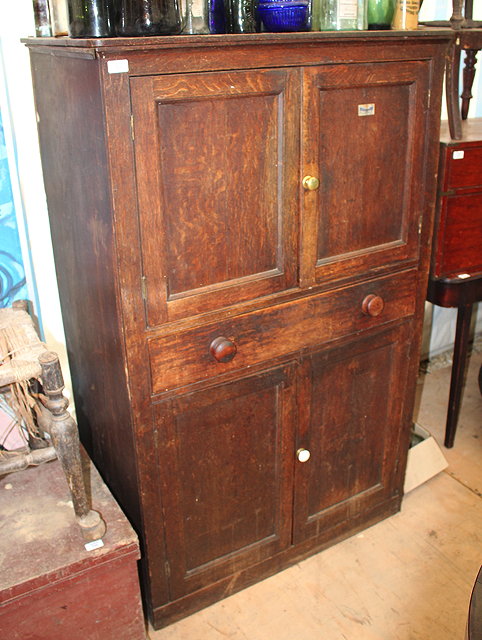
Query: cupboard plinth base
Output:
[[151, 495, 401, 629]]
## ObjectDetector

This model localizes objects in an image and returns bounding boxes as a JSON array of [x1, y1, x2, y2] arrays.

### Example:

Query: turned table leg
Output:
[[461, 49, 478, 120], [446, 39, 463, 141], [445, 303, 473, 448], [38, 351, 106, 541]]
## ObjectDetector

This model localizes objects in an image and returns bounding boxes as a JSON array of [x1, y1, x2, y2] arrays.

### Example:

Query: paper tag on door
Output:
[[358, 103, 375, 117]]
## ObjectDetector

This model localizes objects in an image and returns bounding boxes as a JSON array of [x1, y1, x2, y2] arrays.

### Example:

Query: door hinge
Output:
[[427, 89, 431, 109], [165, 561, 171, 578], [130, 114, 135, 141], [141, 275, 147, 300]]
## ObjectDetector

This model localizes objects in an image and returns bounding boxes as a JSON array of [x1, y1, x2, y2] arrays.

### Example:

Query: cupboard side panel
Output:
[[29, 52, 141, 528]]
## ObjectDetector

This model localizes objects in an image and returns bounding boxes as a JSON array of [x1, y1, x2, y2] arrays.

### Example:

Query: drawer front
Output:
[[148, 270, 417, 394], [446, 145, 482, 190], [433, 193, 482, 278]]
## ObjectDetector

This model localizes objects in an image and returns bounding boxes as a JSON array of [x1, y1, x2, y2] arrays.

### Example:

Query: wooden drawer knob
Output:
[[362, 294, 384, 317], [210, 337, 237, 363]]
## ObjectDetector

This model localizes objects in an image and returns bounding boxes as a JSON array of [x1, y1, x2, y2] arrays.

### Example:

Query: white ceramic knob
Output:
[[297, 448, 311, 463]]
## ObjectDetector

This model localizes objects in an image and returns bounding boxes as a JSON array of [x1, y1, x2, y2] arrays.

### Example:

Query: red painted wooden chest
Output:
[[0, 454, 146, 640]]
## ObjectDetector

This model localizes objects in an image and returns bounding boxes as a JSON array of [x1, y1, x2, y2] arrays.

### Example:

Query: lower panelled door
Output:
[[293, 323, 413, 545], [152, 363, 297, 599]]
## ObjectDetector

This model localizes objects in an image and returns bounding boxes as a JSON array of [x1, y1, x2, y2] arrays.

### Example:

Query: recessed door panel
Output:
[[131, 69, 299, 327], [293, 324, 411, 544], [301, 61, 430, 286], [153, 364, 296, 599]]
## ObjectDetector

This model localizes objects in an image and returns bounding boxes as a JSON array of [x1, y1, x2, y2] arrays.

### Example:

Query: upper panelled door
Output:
[[300, 61, 431, 287], [130, 69, 299, 328]]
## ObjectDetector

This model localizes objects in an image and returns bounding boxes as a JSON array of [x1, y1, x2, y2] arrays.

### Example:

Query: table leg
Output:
[[445, 303, 473, 448], [446, 40, 463, 141], [461, 49, 478, 121]]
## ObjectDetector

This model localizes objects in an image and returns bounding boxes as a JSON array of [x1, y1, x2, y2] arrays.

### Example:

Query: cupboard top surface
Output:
[[22, 30, 453, 58]]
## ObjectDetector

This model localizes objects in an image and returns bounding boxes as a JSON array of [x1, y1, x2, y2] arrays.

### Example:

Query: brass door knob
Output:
[[296, 448, 311, 463], [302, 176, 320, 191]]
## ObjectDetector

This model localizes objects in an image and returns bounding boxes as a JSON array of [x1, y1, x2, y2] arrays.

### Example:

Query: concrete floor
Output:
[[149, 351, 482, 640]]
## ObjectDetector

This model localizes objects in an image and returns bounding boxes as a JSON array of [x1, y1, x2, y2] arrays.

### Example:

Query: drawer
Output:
[[446, 145, 482, 191], [433, 193, 482, 278], [148, 270, 418, 394]]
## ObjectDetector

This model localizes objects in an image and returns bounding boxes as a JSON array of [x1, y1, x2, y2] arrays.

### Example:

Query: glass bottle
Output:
[[223, 0, 257, 33], [208, 0, 226, 32], [314, 0, 367, 31], [33, 0, 52, 37], [181, 0, 210, 33], [67, 0, 115, 37], [367, 0, 394, 29], [116, 0, 183, 36]]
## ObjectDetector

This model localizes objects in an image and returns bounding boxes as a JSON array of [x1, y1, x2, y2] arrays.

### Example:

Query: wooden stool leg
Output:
[[445, 303, 473, 448], [461, 50, 478, 121], [38, 351, 106, 541]]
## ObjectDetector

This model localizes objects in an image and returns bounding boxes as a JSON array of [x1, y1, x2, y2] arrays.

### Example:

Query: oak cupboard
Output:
[[24, 31, 450, 628]]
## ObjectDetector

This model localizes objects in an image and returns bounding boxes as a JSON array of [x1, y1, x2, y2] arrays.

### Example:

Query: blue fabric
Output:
[[0, 108, 27, 307]]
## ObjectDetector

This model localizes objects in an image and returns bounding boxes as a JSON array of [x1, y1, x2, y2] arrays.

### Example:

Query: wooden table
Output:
[[427, 119, 482, 448]]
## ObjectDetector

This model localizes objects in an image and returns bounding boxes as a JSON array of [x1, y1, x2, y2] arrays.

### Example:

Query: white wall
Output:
[[0, 0, 480, 370]]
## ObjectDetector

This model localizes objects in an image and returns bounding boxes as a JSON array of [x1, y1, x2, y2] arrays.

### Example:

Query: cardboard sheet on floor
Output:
[[404, 423, 448, 493]]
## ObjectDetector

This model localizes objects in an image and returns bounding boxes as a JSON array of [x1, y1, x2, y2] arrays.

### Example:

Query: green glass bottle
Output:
[[67, 0, 115, 37], [367, 0, 395, 29], [116, 0, 182, 36]]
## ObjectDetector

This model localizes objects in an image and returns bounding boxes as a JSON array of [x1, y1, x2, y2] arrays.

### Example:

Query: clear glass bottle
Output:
[[33, 0, 52, 36], [314, 0, 367, 30], [67, 0, 115, 37], [116, 0, 183, 36], [182, 0, 210, 34]]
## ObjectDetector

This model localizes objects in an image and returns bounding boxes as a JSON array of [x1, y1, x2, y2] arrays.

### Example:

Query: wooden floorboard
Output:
[[149, 352, 482, 639]]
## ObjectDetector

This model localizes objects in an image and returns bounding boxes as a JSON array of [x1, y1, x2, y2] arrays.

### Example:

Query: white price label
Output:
[[107, 59, 129, 74], [85, 539, 104, 551]]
